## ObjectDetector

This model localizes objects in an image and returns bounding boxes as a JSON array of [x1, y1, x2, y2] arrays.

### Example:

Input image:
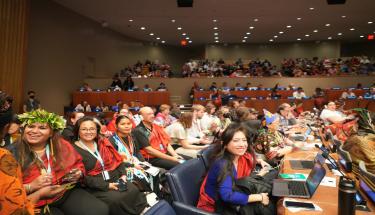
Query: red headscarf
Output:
[[197, 152, 255, 212], [86, 138, 123, 176]]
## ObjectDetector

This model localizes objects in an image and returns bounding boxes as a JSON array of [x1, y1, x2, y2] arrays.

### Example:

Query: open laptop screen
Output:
[[306, 162, 326, 196]]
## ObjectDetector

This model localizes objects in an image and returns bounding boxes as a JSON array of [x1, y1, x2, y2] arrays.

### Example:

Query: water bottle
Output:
[[338, 176, 356, 215]]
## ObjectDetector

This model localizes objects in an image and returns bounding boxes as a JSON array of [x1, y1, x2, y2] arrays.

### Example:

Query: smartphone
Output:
[[285, 201, 315, 209], [117, 178, 128, 192]]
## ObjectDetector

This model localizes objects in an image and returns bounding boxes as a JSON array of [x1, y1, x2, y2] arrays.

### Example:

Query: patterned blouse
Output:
[[254, 128, 285, 160]]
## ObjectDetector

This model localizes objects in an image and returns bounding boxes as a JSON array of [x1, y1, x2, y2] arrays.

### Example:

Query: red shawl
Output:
[[140, 123, 170, 159], [23, 139, 85, 207], [197, 152, 255, 212], [87, 138, 123, 176]]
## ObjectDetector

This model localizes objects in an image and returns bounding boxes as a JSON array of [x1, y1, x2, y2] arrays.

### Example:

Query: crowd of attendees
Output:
[[119, 60, 172, 78], [0, 85, 374, 214], [182, 56, 375, 77]]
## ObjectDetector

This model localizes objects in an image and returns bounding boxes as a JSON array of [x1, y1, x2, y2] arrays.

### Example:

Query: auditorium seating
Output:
[[166, 158, 217, 215], [197, 144, 216, 170], [145, 200, 176, 215]]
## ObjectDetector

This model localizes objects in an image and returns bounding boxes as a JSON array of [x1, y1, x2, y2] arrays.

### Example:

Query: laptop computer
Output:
[[272, 161, 326, 198], [290, 127, 312, 141], [289, 153, 326, 170]]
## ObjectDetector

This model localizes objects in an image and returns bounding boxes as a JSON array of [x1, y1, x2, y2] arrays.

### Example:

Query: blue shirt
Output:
[[204, 159, 249, 205]]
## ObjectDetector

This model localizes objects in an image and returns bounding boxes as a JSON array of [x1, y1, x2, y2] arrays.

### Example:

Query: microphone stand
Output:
[[315, 144, 346, 176]]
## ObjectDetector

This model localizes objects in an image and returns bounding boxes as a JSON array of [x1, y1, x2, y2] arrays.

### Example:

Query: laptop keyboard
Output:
[[288, 181, 307, 196]]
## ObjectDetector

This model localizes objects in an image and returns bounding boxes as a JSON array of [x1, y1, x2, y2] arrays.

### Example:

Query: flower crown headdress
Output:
[[18, 109, 66, 131]]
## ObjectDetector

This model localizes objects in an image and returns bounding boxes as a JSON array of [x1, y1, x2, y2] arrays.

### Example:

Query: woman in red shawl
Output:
[[73, 116, 147, 215], [197, 123, 271, 213], [8, 109, 108, 215]]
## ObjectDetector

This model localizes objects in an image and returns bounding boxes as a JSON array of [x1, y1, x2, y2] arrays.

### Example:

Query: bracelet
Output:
[[26, 184, 31, 194]]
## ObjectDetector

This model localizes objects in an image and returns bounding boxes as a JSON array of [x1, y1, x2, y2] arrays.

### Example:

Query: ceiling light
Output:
[[214, 37, 219, 39], [246, 32, 251, 35], [161, 40, 165, 43], [213, 27, 218, 30], [188, 40, 192, 43], [337, 32, 342, 36], [242, 40, 246, 43], [309, 7, 314, 10], [249, 26, 255, 29], [297, 17, 302, 20], [182, 33, 186, 36], [213, 19, 217, 22], [171, 19, 176, 22], [186, 37, 190, 40], [325, 23, 330, 27], [274, 35, 278, 38], [297, 38, 301, 41], [286, 25, 292, 28], [368, 21, 373, 24], [243, 36, 248, 39], [360, 35, 364, 38], [305, 34, 310, 37], [279, 31, 284, 34], [156, 37, 160, 40], [254, 18, 259, 22], [140, 27, 146, 30], [269, 39, 274, 42], [328, 37, 332, 40], [177, 27, 182, 30], [313, 30, 318, 33], [350, 28, 355, 31], [149, 33, 154, 36], [214, 32, 219, 35], [341, 15, 346, 18], [215, 40, 219, 43], [129, 19, 133, 22]]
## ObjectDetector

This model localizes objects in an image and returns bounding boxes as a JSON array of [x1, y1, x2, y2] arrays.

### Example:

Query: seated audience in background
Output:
[[23, 90, 41, 113], [341, 88, 356, 99], [123, 76, 134, 91], [8, 109, 108, 215], [111, 74, 122, 89], [165, 112, 208, 158], [132, 107, 186, 170], [254, 110, 294, 164], [238, 99, 247, 107], [320, 101, 351, 124], [201, 103, 218, 135], [234, 82, 243, 91], [209, 82, 218, 91], [312, 87, 326, 109], [154, 104, 175, 127], [221, 82, 231, 93], [62, 111, 85, 143], [81, 82, 93, 91], [1, 114, 21, 147], [209, 88, 222, 107], [235, 107, 262, 131], [143, 84, 153, 92], [228, 100, 240, 121], [170, 103, 182, 119], [276, 103, 297, 127], [292, 87, 306, 99], [73, 116, 147, 214], [269, 88, 281, 99], [156, 82, 167, 91], [75, 101, 92, 112], [215, 109, 232, 133], [197, 123, 272, 214], [187, 105, 211, 144]]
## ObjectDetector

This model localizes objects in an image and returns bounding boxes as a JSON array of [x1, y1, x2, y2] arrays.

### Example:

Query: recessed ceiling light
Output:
[[213, 19, 217, 22], [188, 40, 192, 43], [274, 35, 278, 38], [242, 40, 246, 43], [171, 19, 176, 22], [182, 33, 186, 36], [305, 34, 310, 37], [269, 39, 274, 42], [309, 7, 314, 10], [243, 36, 248, 39], [214, 32, 219, 35], [328, 37, 332, 40], [297, 17, 302, 20], [279, 31, 284, 34], [177, 27, 182, 30], [286, 25, 292, 28], [297, 38, 301, 41], [161, 40, 165, 43], [313, 29, 318, 33], [215, 40, 219, 43], [129, 19, 133, 22], [337, 32, 342, 36], [186, 37, 190, 40], [360, 35, 364, 38], [325, 23, 330, 27], [254, 18, 259, 22], [341, 15, 346, 18], [156, 37, 160, 40], [140, 27, 146, 30], [249, 26, 255, 29], [149, 33, 154, 36], [213, 27, 218, 30], [246, 32, 251, 35], [368, 21, 373, 24], [214, 37, 219, 39], [350, 28, 355, 31]]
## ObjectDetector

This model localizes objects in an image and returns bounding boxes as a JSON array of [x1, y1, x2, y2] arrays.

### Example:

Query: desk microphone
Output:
[[314, 144, 346, 176]]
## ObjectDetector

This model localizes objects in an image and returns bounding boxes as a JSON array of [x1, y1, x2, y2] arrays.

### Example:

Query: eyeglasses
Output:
[[80, 128, 97, 133]]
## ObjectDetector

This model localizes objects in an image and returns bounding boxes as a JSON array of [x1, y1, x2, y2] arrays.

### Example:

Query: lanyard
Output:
[[79, 141, 105, 170], [36, 144, 52, 174], [113, 134, 134, 160]]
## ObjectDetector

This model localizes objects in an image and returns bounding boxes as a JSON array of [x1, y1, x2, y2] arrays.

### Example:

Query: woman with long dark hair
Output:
[[197, 123, 271, 213]]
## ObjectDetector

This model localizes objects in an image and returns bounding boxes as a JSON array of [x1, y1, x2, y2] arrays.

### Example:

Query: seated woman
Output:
[[73, 116, 147, 215], [1, 114, 21, 147], [9, 109, 108, 215], [254, 110, 294, 164], [197, 123, 272, 214], [165, 112, 208, 158]]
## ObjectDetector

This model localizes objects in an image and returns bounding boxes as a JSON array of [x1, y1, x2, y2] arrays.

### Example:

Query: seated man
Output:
[[132, 106, 188, 170], [292, 87, 306, 99], [276, 103, 297, 127], [320, 101, 351, 124]]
